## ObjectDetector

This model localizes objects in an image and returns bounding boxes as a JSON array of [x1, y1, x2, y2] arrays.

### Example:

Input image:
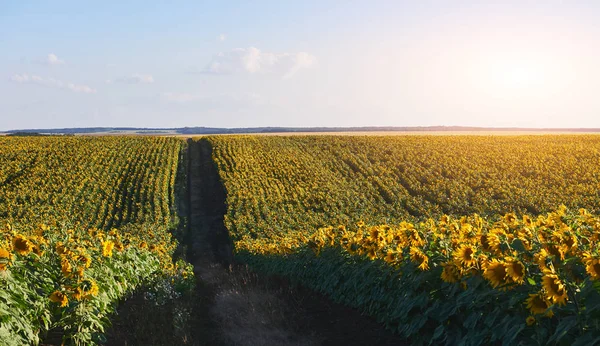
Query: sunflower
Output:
[[479, 233, 492, 251], [55, 242, 70, 256], [485, 229, 504, 252], [12, 234, 34, 256], [0, 248, 11, 271], [409, 247, 429, 271], [441, 262, 461, 283], [369, 227, 379, 241], [534, 249, 550, 271], [80, 279, 99, 297], [49, 291, 69, 307], [367, 247, 377, 261], [541, 269, 568, 306], [61, 258, 72, 276], [483, 259, 509, 289], [525, 292, 552, 315], [32, 243, 44, 256], [453, 244, 477, 267], [384, 249, 398, 264], [547, 244, 565, 261], [75, 253, 92, 268], [503, 213, 518, 226], [583, 253, 600, 280], [102, 240, 115, 257], [526, 316, 536, 326], [505, 258, 526, 284]]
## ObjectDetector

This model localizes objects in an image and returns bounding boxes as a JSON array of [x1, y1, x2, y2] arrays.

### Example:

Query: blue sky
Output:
[[1, 1, 600, 130]]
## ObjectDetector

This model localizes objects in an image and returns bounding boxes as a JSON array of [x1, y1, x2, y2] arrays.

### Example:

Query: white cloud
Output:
[[217, 33, 226, 42], [41, 53, 65, 66], [10, 73, 96, 94], [114, 74, 154, 84], [202, 47, 317, 78]]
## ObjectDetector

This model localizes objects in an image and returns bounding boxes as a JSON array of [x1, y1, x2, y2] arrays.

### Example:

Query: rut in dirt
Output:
[[186, 138, 406, 346]]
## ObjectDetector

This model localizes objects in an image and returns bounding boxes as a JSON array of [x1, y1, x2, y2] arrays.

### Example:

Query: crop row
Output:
[[208, 135, 600, 344], [0, 136, 192, 345]]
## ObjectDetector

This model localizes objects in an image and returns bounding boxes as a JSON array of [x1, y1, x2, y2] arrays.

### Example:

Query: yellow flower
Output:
[[483, 259, 509, 289], [369, 227, 379, 241], [61, 258, 72, 276], [0, 248, 11, 271], [441, 262, 461, 283], [409, 247, 429, 271], [526, 316, 536, 326], [73, 279, 99, 301], [542, 269, 568, 306], [49, 291, 69, 307], [534, 249, 550, 271], [505, 259, 525, 284], [366, 247, 377, 261], [583, 253, 600, 280], [32, 243, 44, 256], [384, 249, 398, 264], [453, 244, 477, 267], [102, 240, 115, 257], [525, 292, 552, 315], [55, 242, 69, 255], [75, 253, 91, 268], [12, 234, 34, 255]]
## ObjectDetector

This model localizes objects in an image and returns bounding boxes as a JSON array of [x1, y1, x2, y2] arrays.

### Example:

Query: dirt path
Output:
[[186, 139, 405, 346], [107, 139, 405, 345]]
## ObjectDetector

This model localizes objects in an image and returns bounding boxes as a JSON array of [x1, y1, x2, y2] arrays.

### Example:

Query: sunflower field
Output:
[[0, 136, 193, 345], [208, 135, 600, 345]]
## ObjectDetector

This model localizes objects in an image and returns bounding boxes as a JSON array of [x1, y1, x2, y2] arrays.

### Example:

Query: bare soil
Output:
[[106, 138, 406, 346]]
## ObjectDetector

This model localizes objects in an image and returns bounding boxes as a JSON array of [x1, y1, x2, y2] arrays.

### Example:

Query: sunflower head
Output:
[[454, 244, 477, 268], [505, 259, 526, 284], [49, 291, 69, 307], [584, 253, 600, 280], [483, 259, 509, 289], [409, 247, 429, 271], [542, 269, 568, 306], [441, 262, 461, 283], [369, 227, 379, 241], [366, 247, 377, 261], [12, 234, 34, 256], [102, 240, 115, 257], [525, 292, 552, 315], [526, 316, 536, 326], [77, 279, 99, 299], [0, 248, 12, 271], [384, 250, 399, 265], [61, 258, 72, 276], [75, 253, 92, 268]]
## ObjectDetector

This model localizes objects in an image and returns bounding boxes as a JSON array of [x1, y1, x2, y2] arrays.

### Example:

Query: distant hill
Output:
[[3, 126, 600, 135]]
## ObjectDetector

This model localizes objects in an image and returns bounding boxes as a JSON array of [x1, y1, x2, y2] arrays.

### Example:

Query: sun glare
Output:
[[490, 58, 544, 90], [469, 50, 566, 101]]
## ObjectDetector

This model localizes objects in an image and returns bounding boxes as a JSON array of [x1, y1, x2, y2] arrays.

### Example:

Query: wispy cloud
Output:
[[217, 33, 227, 42], [109, 74, 154, 84], [202, 47, 317, 78], [10, 73, 96, 94], [37, 53, 66, 66]]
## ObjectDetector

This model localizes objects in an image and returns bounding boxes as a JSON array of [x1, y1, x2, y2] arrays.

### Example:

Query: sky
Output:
[[1, 1, 600, 131]]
